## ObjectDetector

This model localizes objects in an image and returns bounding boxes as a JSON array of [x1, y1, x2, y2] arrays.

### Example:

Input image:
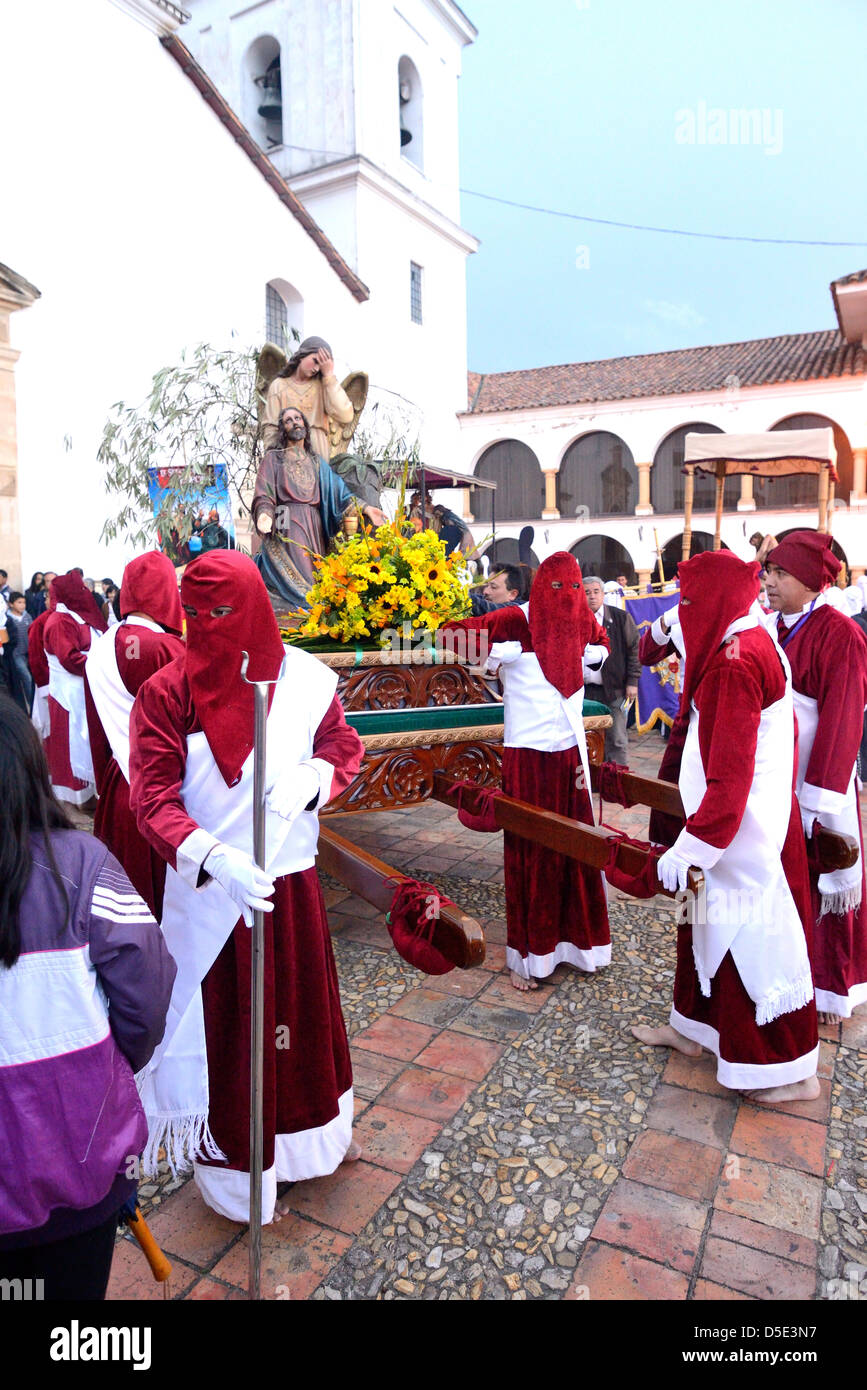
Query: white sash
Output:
[[84, 618, 163, 783], [138, 646, 338, 1174], [47, 606, 100, 783], [678, 624, 813, 1024]]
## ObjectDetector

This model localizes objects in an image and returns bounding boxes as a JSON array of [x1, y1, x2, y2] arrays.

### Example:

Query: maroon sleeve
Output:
[[684, 660, 763, 851], [440, 606, 532, 650], [128, 665, 200, 869], [313, 694, 365, 802], [44, 613, 90, 675], [803, 618, 867, 797], [28, 613, 49, 686], [638, 628, 673, 666]]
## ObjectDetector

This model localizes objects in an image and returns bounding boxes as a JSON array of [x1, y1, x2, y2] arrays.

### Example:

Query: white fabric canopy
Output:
[[684, 428, 835, 477]]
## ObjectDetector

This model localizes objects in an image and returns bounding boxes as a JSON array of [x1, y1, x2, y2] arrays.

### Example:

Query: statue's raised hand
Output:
[[314, 350, 335, 380]]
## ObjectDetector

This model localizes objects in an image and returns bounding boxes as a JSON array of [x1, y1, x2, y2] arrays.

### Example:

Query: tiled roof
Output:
[[161, 35, 369, 304], [832, 268, 867, 286], [464, 329, 864, 414]]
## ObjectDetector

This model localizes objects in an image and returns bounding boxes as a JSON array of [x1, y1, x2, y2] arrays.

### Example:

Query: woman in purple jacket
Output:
[[0, 695, 176, 1300]]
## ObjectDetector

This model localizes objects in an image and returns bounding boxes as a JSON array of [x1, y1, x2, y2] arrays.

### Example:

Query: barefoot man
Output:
[[763, 531, 867, 1021], [443, 552, 611, 992], [128, 551, 364, 1223], [633, 551, 820, 1105]]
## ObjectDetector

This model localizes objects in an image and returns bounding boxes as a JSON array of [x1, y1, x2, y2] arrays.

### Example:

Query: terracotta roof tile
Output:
[[465, 329, 864, 414]]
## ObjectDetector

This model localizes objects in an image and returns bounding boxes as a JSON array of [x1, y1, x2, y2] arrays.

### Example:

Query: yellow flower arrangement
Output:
[[295, 520, 471, 645]]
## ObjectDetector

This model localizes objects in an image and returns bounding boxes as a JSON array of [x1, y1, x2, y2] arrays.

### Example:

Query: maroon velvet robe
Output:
[[84, 625, 185, 918]]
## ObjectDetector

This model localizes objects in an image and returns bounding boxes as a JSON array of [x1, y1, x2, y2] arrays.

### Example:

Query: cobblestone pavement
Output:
[[107, 729, 867, 1302]]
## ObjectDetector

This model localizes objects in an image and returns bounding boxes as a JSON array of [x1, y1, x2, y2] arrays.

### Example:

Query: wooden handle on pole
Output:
[[125, 1208, 172, 1283], [682, 465, 695, 561]]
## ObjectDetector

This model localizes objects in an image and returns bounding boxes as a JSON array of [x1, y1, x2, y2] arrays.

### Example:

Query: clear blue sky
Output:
[[458, 0, 867, 373]]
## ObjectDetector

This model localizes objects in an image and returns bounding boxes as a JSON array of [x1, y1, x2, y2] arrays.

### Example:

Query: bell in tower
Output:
[[256, 55, 282, 123]]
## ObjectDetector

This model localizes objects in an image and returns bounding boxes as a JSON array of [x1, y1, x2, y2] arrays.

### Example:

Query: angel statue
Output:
[[258, 336, 382, 508]]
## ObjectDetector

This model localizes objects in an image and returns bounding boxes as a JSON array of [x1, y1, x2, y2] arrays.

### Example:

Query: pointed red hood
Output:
[[528, 552, 599, 698], [181, 551, 285, 786], [677, 550, 760, 708], [52, 571, 108, 632], [120, 550, 183, 635]]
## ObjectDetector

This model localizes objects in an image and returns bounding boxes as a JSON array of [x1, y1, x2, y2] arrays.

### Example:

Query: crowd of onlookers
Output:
[[0, 569, 119, 713]]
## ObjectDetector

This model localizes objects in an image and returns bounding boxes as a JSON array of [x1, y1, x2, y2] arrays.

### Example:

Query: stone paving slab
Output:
[[106, 728, 867, 1302]]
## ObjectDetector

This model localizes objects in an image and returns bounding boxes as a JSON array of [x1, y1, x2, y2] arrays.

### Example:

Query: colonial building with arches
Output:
[[459, 270, 867, 584]]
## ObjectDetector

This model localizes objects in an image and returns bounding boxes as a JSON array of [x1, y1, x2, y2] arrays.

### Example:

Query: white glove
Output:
[[204, 843, 275, 927], [266, 763, 321, 825], [801, 807, 819, 839], [656, 846, 692, 893], [663, 605, 680, 629]]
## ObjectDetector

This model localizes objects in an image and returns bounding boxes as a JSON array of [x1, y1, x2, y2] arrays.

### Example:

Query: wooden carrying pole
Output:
[[430, 773, 704, 901], [818, 463, 830, 534], [712, 460, 726, 550], [681, 465, 695, 561], [586, 763, 858, 872], [318, 825, 485, 968]]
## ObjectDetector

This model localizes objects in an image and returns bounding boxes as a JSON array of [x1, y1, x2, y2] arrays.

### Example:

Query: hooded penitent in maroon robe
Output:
[[84, 551, 185, 918], [128, 551, 364, 1224], [443, 553, 611, 982], [656, 552, 817, 1090], [42, 572, 108, 804], [764, 532, 867, 1017]]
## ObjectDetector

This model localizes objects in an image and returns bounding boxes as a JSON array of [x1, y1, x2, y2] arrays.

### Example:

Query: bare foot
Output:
[[817, 1010, 840, 1026], [510, 969, 538, 992], [342, 1139, 363, 1163], [631, 1023, 702, 1057], [743, 1076, 821, 1105]]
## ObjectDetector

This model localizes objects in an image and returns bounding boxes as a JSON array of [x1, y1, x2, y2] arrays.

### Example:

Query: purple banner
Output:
[[624, 588, 682, 733]]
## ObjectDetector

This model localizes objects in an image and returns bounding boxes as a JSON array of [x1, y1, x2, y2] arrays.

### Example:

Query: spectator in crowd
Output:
[[582, 574, 640, 765], [0, 696, 175, 1299], [5, 593, 34, 711], [471, 563, 530, 616], [0, 571, 10, 603], [25, 573, 45, 619]]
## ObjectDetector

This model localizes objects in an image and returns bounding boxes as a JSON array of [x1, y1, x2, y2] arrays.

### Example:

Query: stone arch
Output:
[[659, 530, 728, 582], [558, 431, 638, 518], [472, 440, 544, 523], [757, 414, 855, 509], [651, 423, 739, 514], [569, 534, 636, 585]]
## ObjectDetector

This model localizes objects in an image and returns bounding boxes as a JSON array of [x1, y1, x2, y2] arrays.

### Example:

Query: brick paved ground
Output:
[[106, 728, 867, 1302]]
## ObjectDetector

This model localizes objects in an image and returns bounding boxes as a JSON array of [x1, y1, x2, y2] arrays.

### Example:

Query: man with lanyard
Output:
[[764, 531, 867, 1020]]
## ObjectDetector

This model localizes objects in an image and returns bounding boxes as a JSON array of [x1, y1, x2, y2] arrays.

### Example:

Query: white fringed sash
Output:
[[137, 647, 338, 1175], [677, 619, 813, 1025]]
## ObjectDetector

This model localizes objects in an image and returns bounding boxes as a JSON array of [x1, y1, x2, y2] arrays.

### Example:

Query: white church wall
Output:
[[2, 0, 366, 580]]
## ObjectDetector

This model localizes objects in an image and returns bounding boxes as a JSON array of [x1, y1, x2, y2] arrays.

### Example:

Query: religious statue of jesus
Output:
[[252, 406, 385, 611]]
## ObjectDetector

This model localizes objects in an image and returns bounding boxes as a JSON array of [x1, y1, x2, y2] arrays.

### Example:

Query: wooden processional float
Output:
[[681, 427, 838, 560]]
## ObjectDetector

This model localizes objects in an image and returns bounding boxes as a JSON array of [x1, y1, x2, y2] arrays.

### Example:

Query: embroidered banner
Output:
[[625, 588, 682, 733]]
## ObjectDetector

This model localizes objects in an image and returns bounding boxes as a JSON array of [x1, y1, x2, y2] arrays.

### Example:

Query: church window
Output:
[[410, 262, 423, 324], [265, 284, 289, 348]]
